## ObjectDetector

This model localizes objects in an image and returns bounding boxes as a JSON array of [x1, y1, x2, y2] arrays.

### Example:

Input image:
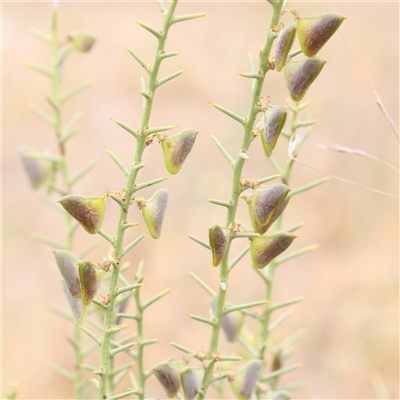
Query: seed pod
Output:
[[249, 184, 290, 228], [284, 57, 326, 102], [78, 261, 106, 306], [297, 13, 345, 57], [222, 311, 244, 342], [153, 361, 187, 398], [260, 106, 287, 157], [161, 130, 198, 175], [61, 280, 89, 325], [68, 31, 96, 52], [209, 225, 230, 267], [250, 233, 296, 269], [252, 195, 291, 235], [140, 188, 169, 239], [180, 366, 204, 400], [19, 147, 51, 190], [275, 22, 297, 72], [230, 360, 262, 400], [54, 250, 81, 298], [59, 194, 106, 234]]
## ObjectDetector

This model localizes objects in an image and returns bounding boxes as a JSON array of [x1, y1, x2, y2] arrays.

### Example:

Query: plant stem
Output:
[[98, 3, 178, 398], [196, 2, 284, 399]]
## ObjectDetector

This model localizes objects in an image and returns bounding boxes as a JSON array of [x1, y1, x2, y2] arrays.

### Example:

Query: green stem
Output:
[[72, 323, 84, 399], [98, 3, 178, 398], [133, 281, 145, 397], [196, 3, 284, 399]]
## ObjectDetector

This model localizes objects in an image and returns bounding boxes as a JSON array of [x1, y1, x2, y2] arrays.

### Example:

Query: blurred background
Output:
[[2, 1, 399, 399]]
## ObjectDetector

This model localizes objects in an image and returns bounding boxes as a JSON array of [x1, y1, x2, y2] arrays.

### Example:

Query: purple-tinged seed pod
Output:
[[222, 311, 244, 342], [250, 184, 291, 227], [59, 194, 106, 235], [261, 106, 287, 157], [180, 366, 204, 400], [140, 188, 169, 239], [61, 280, 89, 325], [230, 360, 262, 400], [153, 361, 187, 398], [209, 224, 230, 267], [250, 233, 296, 269], [54, 250, 81, 298], [284, 57, 326, 102], [19, 147, 51, 190], [275, 22, 297, 72], [161, 130, 198, 175], [68, 31, 96, 52], [78, 261, 106, 306], [297, 13, 345, 57]]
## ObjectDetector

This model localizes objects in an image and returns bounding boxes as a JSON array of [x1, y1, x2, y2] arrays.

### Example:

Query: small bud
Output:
[[222, 311, 244, 342], [78, 261, 106, 306], [230, 360, 262, 400], [68, 31, 96, 52], [180, 366, 204, 400], [153, 361, 187, 398], [250, 233, 296, 269], [209, 225, 230, 267], [61, 280, 89, 324], [284, 57, 326, 102], [260, 106, 287, 157], [54, 250, 81, 298], [59, 194, 106, 234], [297, 13, 345, 57], [161, 130, 198, 175], [249, 184, 290, 228], [141, 188, 169, 239], [274, 22, 297, 72], [19, 147, 51, 190]]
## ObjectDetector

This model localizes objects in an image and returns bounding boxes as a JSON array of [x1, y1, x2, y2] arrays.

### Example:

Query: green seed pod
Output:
[[61, 280, 89, 325], [59, 194, 106, 234], [180, 366, 204, 400], [161, 130, 198, 175], [250, 233, 296, 269], [153, 361, 187, 398], [252, 195, 291, 235], [68, 31, 96, 52], [209, 224, 230, 267], [78, 261, 106, 306], [250, 184, 290, 227], [297, 13, 345, 57], [19, 147, 51, 190], [229, 360, 262, 400], [222, 311, 244, 342], [260, 106, 287, 157], [284, 57, 326, 102], [275, 22, 297, 72], [54, 250, 81, 298], [140, 188, 169, 239]]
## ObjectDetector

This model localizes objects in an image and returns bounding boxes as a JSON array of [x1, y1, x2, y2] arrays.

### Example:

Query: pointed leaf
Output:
[[79, 261, 106, 306], [209, 225, 230, 267], [140, 189, 168, 239], [275, 22, 296, 71], [161, 130, 198, 175], [250, 233, 296, 269], [54, 250, 81, 297], [59, 194, 106, 234], [297, 13, 345, 57], [284, 57, 326, 102]]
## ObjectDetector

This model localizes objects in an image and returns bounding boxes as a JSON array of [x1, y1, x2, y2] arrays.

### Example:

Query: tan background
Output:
[[2, 1, 399, 399]]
